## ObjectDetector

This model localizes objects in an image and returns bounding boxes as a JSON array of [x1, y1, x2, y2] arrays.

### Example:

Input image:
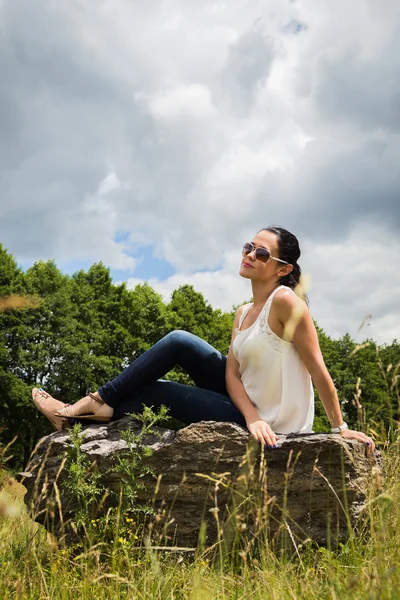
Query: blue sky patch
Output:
[[285, 19, 308, 34], [112, 243, 176, 283]]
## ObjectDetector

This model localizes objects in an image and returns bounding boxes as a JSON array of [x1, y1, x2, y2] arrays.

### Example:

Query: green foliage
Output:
[[314, 323, 400, 437], [62, 406, 172, 548], [64, 424, 106, 526], [167, 284, 234, 354], [116, 404, 171, 520]]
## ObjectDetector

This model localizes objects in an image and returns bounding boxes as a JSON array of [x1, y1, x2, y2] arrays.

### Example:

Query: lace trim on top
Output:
[[236, 287, 292, 354], [257, 305, 286, 354], [259, 288, 292, 353]]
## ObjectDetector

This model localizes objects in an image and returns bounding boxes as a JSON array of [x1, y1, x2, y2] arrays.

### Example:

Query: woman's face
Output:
[[239, 230, 284, 281]]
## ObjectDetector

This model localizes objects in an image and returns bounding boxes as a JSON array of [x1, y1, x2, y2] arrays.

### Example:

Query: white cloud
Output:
[[57, 195, 137, 270], [126, 225, 400, 345], [143, 84, 216, 120], [98, 172, 121, 196], [160, 13, 185, 32], [1, 0, 399, 343], [302, 224, 400, 345]]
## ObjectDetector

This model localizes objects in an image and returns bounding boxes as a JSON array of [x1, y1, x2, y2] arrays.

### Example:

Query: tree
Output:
[[1, 260, 75, 464], [0, 247, 45, 465]]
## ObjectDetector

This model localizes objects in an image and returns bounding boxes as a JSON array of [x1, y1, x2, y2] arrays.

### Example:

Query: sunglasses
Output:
[[242, 242, 289, 265]]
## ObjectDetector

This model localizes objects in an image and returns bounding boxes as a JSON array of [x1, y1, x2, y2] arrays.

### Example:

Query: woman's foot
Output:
[[32, 388, 70, 432], [55, 391, 114, 421]]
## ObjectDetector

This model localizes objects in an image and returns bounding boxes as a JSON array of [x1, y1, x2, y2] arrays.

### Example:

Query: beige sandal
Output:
[[55, 392, 113, 422], [32, 388, 70, 432]]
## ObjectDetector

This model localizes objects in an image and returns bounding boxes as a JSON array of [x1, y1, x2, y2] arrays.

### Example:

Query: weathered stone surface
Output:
[[18, 418, 382, 549]]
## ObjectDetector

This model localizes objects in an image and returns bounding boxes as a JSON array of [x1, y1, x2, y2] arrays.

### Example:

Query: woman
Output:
[[32, 226, 375, 454]]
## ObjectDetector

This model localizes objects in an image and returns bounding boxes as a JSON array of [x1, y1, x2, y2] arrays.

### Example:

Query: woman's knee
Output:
[[164, 330, 197, 347]]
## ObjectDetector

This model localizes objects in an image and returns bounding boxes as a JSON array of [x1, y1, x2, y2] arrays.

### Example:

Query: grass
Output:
[[1, 432, 400, 600]]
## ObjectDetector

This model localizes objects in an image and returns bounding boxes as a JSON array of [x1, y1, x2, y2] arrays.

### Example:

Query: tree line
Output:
[[0, 243, 399, 469]]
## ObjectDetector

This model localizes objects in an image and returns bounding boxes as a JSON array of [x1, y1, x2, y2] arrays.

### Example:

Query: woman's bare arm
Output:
[[274, 289, 375, 454]]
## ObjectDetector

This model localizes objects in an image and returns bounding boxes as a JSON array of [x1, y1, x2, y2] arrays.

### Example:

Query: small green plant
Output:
[[64, 423, 106, 528], [117, 404, 170, 512], [110, 404, 173, 547], [62, 405, 172, 550]]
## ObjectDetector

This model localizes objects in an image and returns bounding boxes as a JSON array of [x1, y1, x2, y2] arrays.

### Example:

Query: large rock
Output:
[[18, 418, 382, 550]]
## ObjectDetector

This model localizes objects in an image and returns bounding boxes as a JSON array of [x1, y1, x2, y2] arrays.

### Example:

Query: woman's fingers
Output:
[[361, 433, 374, 453], [263, 424, 278, 447], [249, 422, 278, 448], [360, 434, 375, 455], [341, 429, 376, 455], [261, 429, 273, 447], [251, 427, 265, 446], [256, 431, 268, 446]]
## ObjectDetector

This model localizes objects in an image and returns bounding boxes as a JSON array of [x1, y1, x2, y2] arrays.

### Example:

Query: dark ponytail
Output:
[[281, 261, 302, 290], [259, 226, 307, 300]]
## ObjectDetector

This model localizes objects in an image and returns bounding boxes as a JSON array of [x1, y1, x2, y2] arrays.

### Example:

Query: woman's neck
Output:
[[251, 279, 281, 309]]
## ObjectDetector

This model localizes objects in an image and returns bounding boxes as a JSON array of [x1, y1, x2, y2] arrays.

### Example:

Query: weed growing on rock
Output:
[[61, 405, 172, 551], [117, 404, 170, 517], [64, 423, 106, 527]]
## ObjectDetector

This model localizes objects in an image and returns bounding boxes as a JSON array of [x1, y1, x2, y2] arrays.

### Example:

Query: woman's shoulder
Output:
[[273, 286, 307, 313], [275, 285, 296, 301], [232, 303, 252, 329], [236, 302, 252, 316], [229, 303, 251, 336]]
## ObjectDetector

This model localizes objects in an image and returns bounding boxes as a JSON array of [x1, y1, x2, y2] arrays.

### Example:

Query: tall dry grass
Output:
[[0, 295, 42, 313], [0, 427, 399, 600]]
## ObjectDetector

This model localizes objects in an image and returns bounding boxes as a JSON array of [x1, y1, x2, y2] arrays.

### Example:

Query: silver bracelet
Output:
[[331, 422, 349, 433]]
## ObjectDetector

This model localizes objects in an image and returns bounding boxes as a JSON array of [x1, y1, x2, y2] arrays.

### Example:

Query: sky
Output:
[[1, 0, 400, 345]]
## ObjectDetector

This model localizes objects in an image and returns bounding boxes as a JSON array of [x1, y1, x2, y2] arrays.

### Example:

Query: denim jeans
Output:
[[98, 330, 247, 428]]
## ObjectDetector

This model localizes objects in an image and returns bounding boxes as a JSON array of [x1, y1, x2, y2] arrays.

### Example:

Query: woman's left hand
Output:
[[340, 429, 376, 455]]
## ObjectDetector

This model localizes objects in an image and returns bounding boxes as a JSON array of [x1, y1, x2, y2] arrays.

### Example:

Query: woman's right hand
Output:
[[246, 418, 279, 448]]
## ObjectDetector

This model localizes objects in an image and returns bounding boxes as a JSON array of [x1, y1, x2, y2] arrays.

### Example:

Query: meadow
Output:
[[0, 424, 399, 600]]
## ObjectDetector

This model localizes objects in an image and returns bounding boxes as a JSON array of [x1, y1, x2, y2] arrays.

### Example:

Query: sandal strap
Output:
[[34, 389, 49, 399], [88, 392, 104, 405]]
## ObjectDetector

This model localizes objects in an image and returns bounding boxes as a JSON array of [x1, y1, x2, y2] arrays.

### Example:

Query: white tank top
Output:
[[232, 285, 314, 434]]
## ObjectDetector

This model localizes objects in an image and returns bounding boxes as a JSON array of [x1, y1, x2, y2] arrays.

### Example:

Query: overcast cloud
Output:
[[1, 0, 399, 344]]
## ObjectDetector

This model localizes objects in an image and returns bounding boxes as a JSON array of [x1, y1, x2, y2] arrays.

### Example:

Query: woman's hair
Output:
[[259, 226, 303, 292]]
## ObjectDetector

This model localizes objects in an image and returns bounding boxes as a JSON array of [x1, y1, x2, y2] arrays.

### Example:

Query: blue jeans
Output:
[[98, 330, 247, 428]]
